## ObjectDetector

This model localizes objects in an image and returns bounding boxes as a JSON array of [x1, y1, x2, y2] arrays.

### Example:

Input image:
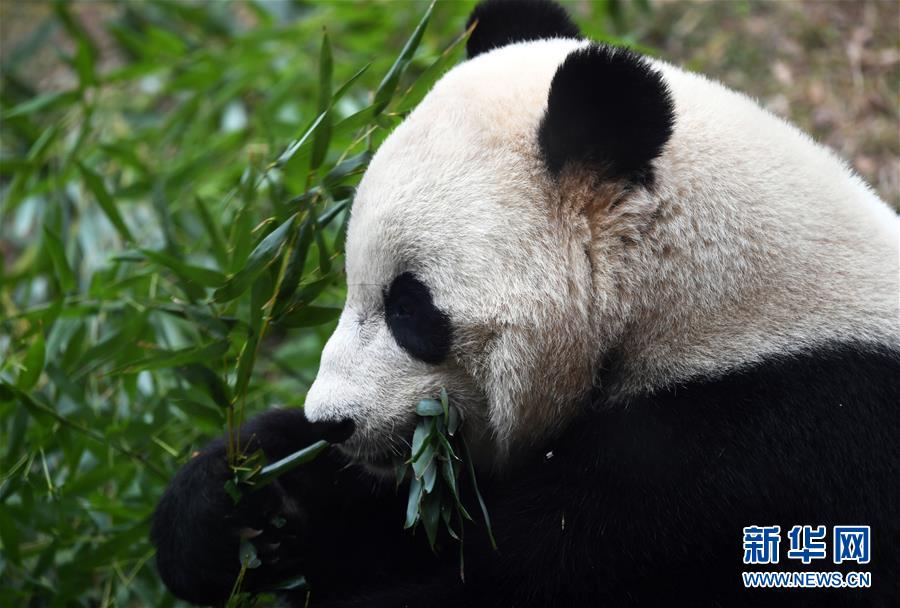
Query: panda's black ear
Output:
[[538, 44, 675, 184], [466, 0, 581, 59]]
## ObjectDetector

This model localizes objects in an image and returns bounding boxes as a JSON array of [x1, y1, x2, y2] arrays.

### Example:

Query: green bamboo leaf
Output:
[[290, 275, 334, 308], [276, 111, 328, 168], [195, 196, 229, 268], [228, 203, 254, 274], [412, 440, 436, 480], [440, 387, 450, 419], [27, 124, 60, 163], [252, 439, 329, 490], [333, 202, 351, 254], [441, 503, 460, 541], [317, 200, 349, 228], [137, 248, 226, 287], [310, 31, 334, 171], [100, 142, 148, 175], [73, 311, 148, 379], [331, 104, 378, 137], [447, 404, 460, 436], [42, 226, 76, 292], [331, 63, 370, 104], [323, 152, 371, 189], [373, 1, 434, 113], [421, 489, 441, 548], [309, 108, 333, 171], [273, 216, 315, 315], [409, 419, 432, 463], [171, 395, 225, 427], [249, 270, 274, 337], [416, 399, 444, 417], [69, 33, 97, 88], [233, 332, 258, 400], [269, 575, 309, 592], [439, 458, 472, 521], [317, 31, 333, 113], [1, 90, 80, 120], [60, 323, 87, 373], [314, 225, 331, 275], [404, 475, 424, 529], [77, 162, 134, 242], [178, 364, 231, 410], [396, 19, 474, 114], [53, 1, 99, 62], [276, 305, 341, 329], [119, 341, 229, 374], [17, 331, 46, 391], [239, 538, 261, 569], [213, 214, 296, 303], [155, 304, 243, 338], [423, 460, 437, 493], [461, 433, 497, 550]]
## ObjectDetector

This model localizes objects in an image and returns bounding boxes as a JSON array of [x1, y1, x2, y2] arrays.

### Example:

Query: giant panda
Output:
[[151, 1, 900, 606]]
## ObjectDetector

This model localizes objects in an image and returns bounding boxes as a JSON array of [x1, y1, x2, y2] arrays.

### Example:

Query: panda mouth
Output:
[[336, 419, 418, 478], [364, 453, 398, 473], [353, 449, 403, 478], [337, 443, 403, 477]]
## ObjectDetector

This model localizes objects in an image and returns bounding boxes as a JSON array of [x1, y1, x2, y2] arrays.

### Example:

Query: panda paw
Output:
[[151, 445, 309, 605]]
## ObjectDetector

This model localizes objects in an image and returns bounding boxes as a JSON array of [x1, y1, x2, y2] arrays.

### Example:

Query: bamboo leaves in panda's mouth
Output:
[[402, 388, 497, 580]]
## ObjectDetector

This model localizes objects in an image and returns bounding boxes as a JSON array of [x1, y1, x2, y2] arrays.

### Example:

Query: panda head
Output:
[[304, 0, 899, 471], [302, 0, 672, 468]]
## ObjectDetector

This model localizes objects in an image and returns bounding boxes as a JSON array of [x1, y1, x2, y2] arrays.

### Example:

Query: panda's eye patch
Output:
[[384, 272, 452, 364]]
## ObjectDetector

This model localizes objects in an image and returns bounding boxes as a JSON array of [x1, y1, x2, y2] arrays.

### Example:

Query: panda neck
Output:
[[581, 175, 900, 402]]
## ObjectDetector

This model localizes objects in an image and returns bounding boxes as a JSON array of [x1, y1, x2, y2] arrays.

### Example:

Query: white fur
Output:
[[305, 39, 900, 466]]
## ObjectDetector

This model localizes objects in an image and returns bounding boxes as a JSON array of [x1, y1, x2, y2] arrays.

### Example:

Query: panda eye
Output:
[[384, 272, 452, 364], [389, 299, 412, 319]]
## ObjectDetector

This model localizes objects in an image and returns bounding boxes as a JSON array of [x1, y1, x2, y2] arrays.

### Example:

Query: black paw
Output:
[[151, 446, 311, 605]]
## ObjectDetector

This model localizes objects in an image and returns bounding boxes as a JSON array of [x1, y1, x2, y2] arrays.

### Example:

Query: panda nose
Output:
[[308, 417, 356, 444]]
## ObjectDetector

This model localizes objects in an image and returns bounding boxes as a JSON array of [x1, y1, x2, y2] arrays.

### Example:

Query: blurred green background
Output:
[[0, 1, 896, 606]]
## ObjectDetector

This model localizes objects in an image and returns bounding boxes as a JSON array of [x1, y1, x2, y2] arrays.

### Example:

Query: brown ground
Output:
[[642, 0, 899, 208], [2, 0, 898, 206]]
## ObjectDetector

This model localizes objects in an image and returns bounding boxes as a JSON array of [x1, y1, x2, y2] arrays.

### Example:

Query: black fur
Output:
[[538, 44, 675, 184], [384, 272, 452, 364], [152, 343, 900, 606], [151, 410, 431, 606], [466, 0, 581, 59]]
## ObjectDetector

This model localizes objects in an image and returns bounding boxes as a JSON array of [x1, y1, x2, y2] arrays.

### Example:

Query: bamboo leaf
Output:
[[195, 196, 229, 268], [17, 331, 46, 391], [421, 489, 441, 548], [317, 31, 333, 113], [310, 31, 334, 171], [77, 162, 134, 242], [276, 111, 328, 168], [416, 399, 444, 417], [373, 1, 434, 113], [396, 18, 474, 114], [309, 109, 332, 171], [273, 217, 315, 315], [461, 433, 497, 550], [323, 152, 371, 189], [252, 439, 329, 490], [42, 226, 76, 292], [1, 90, 80, 120], [178, 365, 232, 410], [276, 305, 341, 329], [135, 248, 226, 287], [213, 214, 296, 303], [119, 341, 229, 373], [404, 475, 424, 529], [331, 63, 370, 103]]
